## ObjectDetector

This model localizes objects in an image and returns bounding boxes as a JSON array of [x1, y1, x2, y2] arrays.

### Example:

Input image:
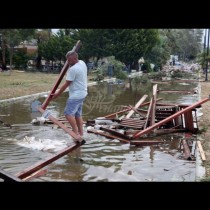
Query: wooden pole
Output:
[[15, 142, 84, 179]]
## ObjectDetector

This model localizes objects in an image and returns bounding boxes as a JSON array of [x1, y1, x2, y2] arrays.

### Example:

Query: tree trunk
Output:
[[2, 38, 6, 70], [9, 46, 14, 70], [36, 55, 42, 70]]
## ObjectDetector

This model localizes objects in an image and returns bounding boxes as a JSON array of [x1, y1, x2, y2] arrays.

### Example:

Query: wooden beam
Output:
[[133, 97, 210, 139], [41, 40, 82, 110], [125, 94, 148, 118], [15, 142, 84, 179]]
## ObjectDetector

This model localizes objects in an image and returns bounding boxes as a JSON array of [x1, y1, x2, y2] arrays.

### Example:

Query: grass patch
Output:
[[0, 70, 61, 100]]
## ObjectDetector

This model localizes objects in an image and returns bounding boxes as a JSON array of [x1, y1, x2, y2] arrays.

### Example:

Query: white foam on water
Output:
[[17, 136, 69, 152]]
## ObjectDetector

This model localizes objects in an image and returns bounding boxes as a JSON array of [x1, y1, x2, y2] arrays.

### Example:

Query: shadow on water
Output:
[[0, 79, 199, 181]]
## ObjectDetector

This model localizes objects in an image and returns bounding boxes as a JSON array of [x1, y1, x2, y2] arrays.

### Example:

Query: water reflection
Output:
[[0, 80, 199, 181]]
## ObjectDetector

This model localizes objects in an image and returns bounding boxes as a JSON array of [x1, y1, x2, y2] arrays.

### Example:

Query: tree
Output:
[[0, 29, 35, 70]]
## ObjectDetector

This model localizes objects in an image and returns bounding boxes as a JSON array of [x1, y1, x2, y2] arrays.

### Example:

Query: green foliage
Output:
[[133, 75, 149, 84], [97, 56, 128, 80], [197, 126, 208, 134], [13, 50, 31, 69], [145, 32, 170, 69], [141, 61, 152, 73]]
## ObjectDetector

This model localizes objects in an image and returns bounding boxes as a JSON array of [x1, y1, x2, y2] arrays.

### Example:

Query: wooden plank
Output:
[[103, 107, 132, 119], [121, 121, 145, 126], [87, 128, 130, 143], [130, 140, 164, 146], [99, 126, 130, 139], [0, 168, 22, 182], [197, 141, 206, 161], [157, 90, 193, 94], [150, 84, 157, 126], [154, 128, 186, 135], [41, 40, 82, 110], [125, 95, 148, 118], [144, 98, 153, 129], [133, 97, 210, 139], [15, 142, 84, 179], [37, 107, 83, 142]]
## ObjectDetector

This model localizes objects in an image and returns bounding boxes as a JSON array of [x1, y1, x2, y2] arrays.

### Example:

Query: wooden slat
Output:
[[144, 98, 153, 129], [121, 121, 145, 126], [103, 107, 132, 119], [154, 128, 186, 135], [87, 129, 130, 143], [15, 142, 84, 179], [125, 95, 148, 118], [99, 127, 130, 139], [157, 90, 193, 94], [150, 84, 157, 126], [197, 141, 206, 161], [130, 140, 164, 146]]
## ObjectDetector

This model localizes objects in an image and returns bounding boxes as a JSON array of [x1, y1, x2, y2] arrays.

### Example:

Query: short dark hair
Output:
[[66, 51, 78, 59]]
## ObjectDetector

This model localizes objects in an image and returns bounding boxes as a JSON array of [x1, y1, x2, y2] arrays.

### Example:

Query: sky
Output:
[[52, 29, 59, 34]]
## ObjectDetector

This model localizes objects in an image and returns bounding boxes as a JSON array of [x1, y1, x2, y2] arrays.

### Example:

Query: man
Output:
[[51, 51, 88, 142]]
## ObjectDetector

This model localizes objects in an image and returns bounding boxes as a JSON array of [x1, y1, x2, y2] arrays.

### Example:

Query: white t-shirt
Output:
[[66, 60, 88, 99]]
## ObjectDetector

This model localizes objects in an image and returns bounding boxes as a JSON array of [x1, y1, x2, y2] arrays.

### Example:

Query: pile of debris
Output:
[[85, 84, 208, 148]]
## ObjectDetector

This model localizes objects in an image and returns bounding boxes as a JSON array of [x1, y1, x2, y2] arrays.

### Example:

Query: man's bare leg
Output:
[[65, 115, 80, 138], [75, 116, 84, 137]]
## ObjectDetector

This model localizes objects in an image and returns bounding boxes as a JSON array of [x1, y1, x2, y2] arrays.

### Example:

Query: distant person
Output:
[[107, 64, 114, 78], [172, 58, 175, 66], [51, 51, 88, 143]]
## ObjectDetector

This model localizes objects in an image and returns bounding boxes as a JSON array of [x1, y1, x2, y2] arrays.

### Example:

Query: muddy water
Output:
[[0, 80, 199, 181]]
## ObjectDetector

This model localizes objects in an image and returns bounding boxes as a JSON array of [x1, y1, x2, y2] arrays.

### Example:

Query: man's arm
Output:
[[51, 80, 71, 99]]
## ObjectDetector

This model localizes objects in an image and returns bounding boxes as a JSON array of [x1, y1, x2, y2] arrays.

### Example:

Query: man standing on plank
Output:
[[51, 51, 88, 142]]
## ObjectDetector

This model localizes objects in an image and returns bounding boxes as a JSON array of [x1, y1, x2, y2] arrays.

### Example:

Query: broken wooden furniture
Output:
[[86, 84, 210, 150]]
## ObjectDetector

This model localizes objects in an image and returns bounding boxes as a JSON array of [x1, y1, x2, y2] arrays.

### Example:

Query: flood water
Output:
[[0, 78, 200, 181]]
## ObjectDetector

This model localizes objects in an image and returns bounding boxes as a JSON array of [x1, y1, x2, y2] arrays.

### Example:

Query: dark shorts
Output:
[[64, 98, 85, 117]]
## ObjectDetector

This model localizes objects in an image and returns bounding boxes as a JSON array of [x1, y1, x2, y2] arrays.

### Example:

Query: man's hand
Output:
[[51, 92, 59, 100]]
